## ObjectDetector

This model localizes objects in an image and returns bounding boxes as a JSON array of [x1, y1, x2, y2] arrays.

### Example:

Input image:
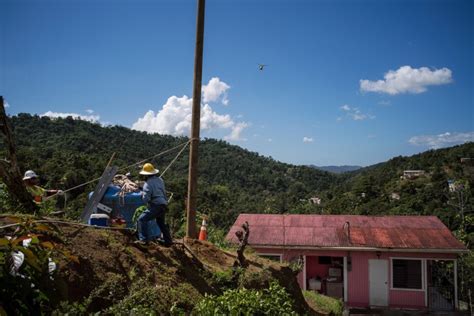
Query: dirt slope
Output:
[[1, 218, 313, 314]]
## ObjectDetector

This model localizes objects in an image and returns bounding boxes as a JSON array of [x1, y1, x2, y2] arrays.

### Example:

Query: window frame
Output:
[[390, 257, 425, 292]]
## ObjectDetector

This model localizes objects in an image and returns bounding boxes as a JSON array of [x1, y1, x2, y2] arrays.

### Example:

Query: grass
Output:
[[303, 290, 344, 315]]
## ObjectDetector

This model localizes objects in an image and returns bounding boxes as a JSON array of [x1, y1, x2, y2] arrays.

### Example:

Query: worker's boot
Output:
[[134, 240, 149, 247]]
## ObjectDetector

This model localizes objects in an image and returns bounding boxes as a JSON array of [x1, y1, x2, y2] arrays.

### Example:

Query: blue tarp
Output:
[[90, 185, 161, 238]]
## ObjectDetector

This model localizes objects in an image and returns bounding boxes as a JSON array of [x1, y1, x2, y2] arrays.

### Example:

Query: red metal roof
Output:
[[226, 214, 466, 252]]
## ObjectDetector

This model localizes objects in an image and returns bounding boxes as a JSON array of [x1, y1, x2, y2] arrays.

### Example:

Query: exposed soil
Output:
[[1, 218, 315, 314]]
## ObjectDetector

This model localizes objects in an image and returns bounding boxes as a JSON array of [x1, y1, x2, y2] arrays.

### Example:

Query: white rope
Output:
[[119, 139, 191, 172], [43, 140, 191, 201], [160, 140, 190, 177]]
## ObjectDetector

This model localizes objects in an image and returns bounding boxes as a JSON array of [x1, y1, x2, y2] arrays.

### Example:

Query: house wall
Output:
[[305, 256, 330, 280], [253, 247, 456, 309]]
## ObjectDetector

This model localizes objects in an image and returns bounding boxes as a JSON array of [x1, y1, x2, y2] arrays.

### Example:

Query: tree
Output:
[[0, 97, 38, 213]]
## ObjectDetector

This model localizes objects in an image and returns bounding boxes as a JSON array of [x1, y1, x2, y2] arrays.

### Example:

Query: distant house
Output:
[[390, 192, 400, 200], [448, 180, 457, 193], [226, 214, 467, 311], [402, 170, 426, 180]]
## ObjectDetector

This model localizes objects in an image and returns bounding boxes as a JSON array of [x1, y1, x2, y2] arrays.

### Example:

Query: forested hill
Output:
[[2, 114, 473, 235], [318, 143, 474, 232], [3, 114, 337, 229]]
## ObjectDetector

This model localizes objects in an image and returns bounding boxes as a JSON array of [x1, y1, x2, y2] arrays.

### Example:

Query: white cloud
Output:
[[339, 104, 375, 121], [408, 132, 474, 149], [41, 111, 100, 122], [85, 109, 94, 114], [4, 102, 10, 108], [268, 138, 273, 142], [360, 66, 452, 95], [132, 78, 248, 141], [224, 122, 248, 141], [202, 77, 230, 105], [303, 137, 314, 143], [340, 104, 351, 111]]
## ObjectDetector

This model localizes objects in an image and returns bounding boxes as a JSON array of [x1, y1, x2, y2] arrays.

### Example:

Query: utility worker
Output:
[[136, 163, 173, 247], [22, 170, 63, 204]]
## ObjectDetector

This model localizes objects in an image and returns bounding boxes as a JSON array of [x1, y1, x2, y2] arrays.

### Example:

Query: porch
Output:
[[304, 255, 345, 300]]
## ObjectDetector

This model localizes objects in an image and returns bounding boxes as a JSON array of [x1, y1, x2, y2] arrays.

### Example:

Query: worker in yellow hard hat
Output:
[[135, 163, 173, 246], [22, 170, 63, 204]]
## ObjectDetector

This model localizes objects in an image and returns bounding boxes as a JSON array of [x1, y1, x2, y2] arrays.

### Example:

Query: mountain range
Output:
[[309, 165, 362, 174]]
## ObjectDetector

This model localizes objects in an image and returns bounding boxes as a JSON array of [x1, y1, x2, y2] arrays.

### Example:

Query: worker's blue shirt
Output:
[[142, 176, 167, 205]]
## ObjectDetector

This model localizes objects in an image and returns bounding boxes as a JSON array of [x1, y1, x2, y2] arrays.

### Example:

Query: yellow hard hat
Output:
[[139, 163, 159, 175]]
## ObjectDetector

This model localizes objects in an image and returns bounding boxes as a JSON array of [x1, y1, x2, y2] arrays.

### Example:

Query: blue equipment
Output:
[[89, 185, 161, 238]]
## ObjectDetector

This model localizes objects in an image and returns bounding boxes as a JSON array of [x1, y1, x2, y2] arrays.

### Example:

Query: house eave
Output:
[[249, 244, 468, 254]]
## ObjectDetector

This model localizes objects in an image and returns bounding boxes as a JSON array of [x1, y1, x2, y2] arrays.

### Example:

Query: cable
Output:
[[0, 219, 132, 231], [119, 139, 190, 172], [160, 141, 190, 177], [43, 139, 191, 201]]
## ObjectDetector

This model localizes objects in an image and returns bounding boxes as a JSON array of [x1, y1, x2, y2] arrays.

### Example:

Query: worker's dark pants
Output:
[[138, 203, 172, 244]]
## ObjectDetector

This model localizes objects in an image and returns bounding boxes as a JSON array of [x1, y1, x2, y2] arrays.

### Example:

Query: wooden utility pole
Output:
[[0, 96, 38, 213], [186, 0, 206, 238]]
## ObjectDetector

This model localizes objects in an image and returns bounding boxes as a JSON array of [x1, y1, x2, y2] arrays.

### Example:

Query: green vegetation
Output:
[[194, 281, 297, 316], [2, 114, 337, 230], [0, 215, 310, 315], [303, 290, 343, 315], [107, 282, 203, 315], [0, 216, 78, 314], [0, 114, 473, 311], [320, 144, 473, 224]]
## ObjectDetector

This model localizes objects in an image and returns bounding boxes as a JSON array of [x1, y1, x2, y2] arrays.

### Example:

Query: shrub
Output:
[[206, 227, 232, 250], [209, 269, 235, 291], [107, 282, 202, 315], [303, 290, 343, 315], [0, 218, 76, 314], [193, 281, 297, 315]]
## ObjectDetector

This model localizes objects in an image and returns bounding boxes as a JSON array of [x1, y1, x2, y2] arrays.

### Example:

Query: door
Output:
[[369, 259, 389, 306]]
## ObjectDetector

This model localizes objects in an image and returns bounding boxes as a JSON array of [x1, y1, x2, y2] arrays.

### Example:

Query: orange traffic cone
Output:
[[198, 217, 207, 241]]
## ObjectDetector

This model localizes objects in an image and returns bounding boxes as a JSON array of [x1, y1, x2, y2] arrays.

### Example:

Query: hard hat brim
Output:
[[22, 175, 37, 180], [139, 169, 159, 175]]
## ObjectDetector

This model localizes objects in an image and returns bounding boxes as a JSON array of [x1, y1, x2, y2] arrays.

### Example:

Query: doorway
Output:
[[369, 259, 389, 307]]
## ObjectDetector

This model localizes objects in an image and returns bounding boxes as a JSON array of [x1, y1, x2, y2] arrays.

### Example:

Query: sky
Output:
[[1, 0, 473, 166]]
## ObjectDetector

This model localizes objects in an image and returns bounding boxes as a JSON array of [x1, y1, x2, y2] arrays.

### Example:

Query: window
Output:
[[259, 254, 281, 262], [392, 259, 422, 289]]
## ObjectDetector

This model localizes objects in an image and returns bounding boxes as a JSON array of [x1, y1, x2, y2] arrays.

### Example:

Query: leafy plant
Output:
[[209, 269, 235, 291], [193, 281, 297, 315], [51, 301, 88, 316], [206, 226, 232, 250], [303, 290, 344, 315], [107, 281, 202, 315], [132, 205, 148, 228], [0, 217, 78, 314]]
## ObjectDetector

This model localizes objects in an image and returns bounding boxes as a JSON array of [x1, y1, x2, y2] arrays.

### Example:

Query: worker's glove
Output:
[[57, 190, 65, 196]]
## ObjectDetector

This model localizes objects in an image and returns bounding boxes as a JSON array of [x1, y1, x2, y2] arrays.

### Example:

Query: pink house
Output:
[[226, 214, 467, 311]]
